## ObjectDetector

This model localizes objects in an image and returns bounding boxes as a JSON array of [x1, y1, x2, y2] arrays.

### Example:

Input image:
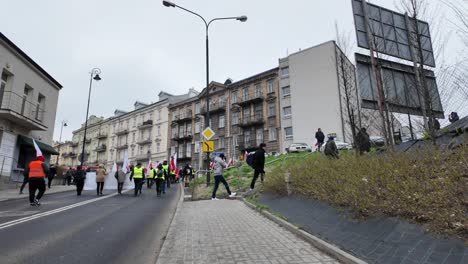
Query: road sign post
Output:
[[202, 127, 215, 186]]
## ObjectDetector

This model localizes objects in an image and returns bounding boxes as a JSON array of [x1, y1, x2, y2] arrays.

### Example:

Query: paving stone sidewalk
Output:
[[0, 185, 75, 202], [157, 199, 340, 264]]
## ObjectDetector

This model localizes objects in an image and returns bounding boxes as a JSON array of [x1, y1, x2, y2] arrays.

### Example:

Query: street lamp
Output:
[[80, 68, 102, 167], [162, 0, 247, 186], [59, 120, 68, 143]]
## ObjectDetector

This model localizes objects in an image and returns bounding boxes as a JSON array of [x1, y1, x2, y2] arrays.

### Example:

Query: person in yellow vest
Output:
[[146, 165, 155, 189], [161, 161, 169, 194], [154, 163, 165, 197], [130, 162, 145, 197], [24, 156, 49, 206]]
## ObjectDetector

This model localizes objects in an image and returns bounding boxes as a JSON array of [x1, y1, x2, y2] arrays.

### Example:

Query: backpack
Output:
[[246, 153, 255, 168]]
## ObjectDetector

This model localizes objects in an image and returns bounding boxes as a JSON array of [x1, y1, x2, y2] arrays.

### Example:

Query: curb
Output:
[[0, 188, 75, 202], [243, 198, 367, 264], [154, 183, 184, 264]]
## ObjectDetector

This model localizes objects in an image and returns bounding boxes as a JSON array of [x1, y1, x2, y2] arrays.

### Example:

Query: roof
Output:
[[0, 32, 63, 89]]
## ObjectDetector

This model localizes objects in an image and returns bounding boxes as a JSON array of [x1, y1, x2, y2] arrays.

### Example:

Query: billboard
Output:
[[356, 53, 443, 118], [351, 0, 436, 67]]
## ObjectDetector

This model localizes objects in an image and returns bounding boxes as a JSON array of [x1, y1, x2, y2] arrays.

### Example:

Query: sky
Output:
[[2, 0, 465, 141]]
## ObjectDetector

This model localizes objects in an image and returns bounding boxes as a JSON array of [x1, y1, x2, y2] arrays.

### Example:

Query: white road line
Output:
[[0, 191, 130, 230]]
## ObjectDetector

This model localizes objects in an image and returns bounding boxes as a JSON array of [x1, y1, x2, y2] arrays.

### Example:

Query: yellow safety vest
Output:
[[154, 168, 165, 180], [133, 167, 144, 179]]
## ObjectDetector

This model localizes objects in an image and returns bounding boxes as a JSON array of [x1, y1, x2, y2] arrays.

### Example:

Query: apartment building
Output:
[[52, 141, 75, 167], [0, 32, 62, 182]]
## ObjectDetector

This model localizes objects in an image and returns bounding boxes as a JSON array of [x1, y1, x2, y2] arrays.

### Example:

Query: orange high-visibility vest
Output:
[[29, 160, 46, 178]]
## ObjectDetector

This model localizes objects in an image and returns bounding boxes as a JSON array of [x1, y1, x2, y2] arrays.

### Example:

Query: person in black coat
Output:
[[73, 166, 86, 196], [315, 128, 325, 152], [250, 143, 266, 190]]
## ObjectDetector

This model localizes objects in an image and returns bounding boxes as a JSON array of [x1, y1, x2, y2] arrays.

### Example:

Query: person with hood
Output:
[[315, 128, 325, 152], [324, 136, 339, 159], [250, 143, 266, 190], [24, 156, 49, 206], [130, 162, 145, 197], [154, 163, 165, 197], [212, 153, 236, 200], [114, 166, 126, 195], [73, 166, 86, 196], [95, 164, 107, 196], [356, 128, 371, 154]]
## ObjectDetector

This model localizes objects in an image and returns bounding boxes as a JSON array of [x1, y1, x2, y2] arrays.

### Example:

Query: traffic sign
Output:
[[202, 127, 215, 140], [202, 141, 214, 152]]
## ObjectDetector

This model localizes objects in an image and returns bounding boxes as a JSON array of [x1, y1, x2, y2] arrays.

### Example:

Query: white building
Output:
[[0, 32, 62, 183]]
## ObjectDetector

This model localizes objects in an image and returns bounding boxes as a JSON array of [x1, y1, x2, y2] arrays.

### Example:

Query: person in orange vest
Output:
[[23, 156, 49, 206]]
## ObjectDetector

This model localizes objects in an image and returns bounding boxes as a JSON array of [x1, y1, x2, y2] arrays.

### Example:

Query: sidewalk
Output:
[[157, 199, 340, 264], [0, 185, 75, 202]]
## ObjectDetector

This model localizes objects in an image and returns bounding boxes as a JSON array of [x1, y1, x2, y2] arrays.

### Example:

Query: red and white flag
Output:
[[227, 158, 235, 168], [170, 153, 177, 172], [32, 139, 44, 159], [210, 161, 215, 170], [146, 159, 152, 176]]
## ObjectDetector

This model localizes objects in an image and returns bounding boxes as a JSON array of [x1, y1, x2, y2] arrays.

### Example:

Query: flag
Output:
[[32, 139, 43, 159], [146, 159, 152, 176], [122, 151, 129, 174], [227, 158, 234, 168], [170, 153, 177, 172], [111, 162, 117, 174], [210, 161, 215, 170]]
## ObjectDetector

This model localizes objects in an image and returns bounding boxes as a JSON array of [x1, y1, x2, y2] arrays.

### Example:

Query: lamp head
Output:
[[237, 16, 248, 22], [163, 0, 176, 7], [93, 74, 102, 81]]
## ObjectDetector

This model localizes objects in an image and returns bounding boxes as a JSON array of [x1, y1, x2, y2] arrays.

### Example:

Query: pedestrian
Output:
[[130, 162, 145, 197], [154, 163, 165, 197], [449, 112, 459, 123], [95, 164, 107, 196], [324, 136, 339, 159], [47, 164, 57, 189], [146, 165, 154, 189], [114, 166, 126, 194], [161, 161, 169, 194], [189, 165, 194, 180], [315, 128, 325, 152], [356, 127, 371, 154], [182, 164, 191, 182], [64, 167, 73, 186], [19, 172, 29, 195], [250, 143, 266, 190], [212, 153, 236, 200], [24, 155, 49, 206], [73, 166, 86, 196]]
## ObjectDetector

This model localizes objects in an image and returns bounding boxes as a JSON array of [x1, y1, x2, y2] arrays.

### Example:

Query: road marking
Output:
[[0, 191, 130, 230]]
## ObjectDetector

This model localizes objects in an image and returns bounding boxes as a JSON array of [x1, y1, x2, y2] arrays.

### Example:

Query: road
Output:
[[0, 184, 180, 264]]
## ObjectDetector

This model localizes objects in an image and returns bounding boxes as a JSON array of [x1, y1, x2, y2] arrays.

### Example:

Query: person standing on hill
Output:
[[250, 143, 266, 190], [315, 128, 325, 152], [356, 128, 371, 154], [212, 153, 236, 200], [324, 136, 339, 159]]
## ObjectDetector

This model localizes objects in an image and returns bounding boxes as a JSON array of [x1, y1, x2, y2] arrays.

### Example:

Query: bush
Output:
[[264, 146, 468, 238]]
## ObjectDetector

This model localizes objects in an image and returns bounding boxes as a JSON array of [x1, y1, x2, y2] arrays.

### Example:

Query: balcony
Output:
[[135, 152, 151, 161], [71, 142, 79, 147], [115, 128, 129, 136], [173, 110, 193, 123], [115, 144, 128, 150], [85, 138, 91, 144], [69, 152, 77, 158], [239, 115, 265, 128], [138, 120, 153, 130], [0, 91, 47, 131], [97, 133, 108, 139], [136, 138, 152, 145], [201, 101, 226, 114], [95, 145, 107, 152], [237, 138, 258, 150], [172, 133, 193, 142], [236, 93, 264, 106]]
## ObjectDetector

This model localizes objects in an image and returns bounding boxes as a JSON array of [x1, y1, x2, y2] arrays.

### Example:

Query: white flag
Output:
[[122, 151, 129, 174], [32, 139, 43, 158], [146, 159, 152, 176], [111, 162, 117, 174]]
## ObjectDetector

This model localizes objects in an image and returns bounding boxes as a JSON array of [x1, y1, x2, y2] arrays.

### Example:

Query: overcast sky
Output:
[[2, 0, 465, 141]]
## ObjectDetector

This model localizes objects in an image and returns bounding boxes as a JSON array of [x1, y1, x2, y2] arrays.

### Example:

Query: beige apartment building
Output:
[[0, 32, 62, 183]]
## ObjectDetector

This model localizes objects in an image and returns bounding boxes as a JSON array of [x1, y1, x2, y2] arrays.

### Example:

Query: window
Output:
[[255, 84, 262, 97], [282, 86, 291, 96], [243, 87, 249, 101], [219, 94, 225, 107], [283, 106, 292, 116], [281, 67, 289, 77], [232, 112, 239, 125], [243, 107, 251, 121], [219, 115, 225, 128], [267, 79, 274, 93], [156, 142, 161, 153], [186, 144, 192, 157], [285, 127, 293, 138], [178, 146, 184, 157], [195, 121, 201, 133], [269, 128, 277, 141], [219, 137, 225, 149], [158, 110, 161, 120], [233, 135, 238, 146], [254, 104, 262, 119], [36, 94, 45, 121], [194, 141, 200, 153], [172, 126, 177, 138], [232, 91, 238, 103], [244, 131, 251, 145], [268, 102, 276, 117], [179, 108, 185, 119], [171, 146, 176, 155], [256, 129, 263, 144], [195, 102, 201, 114], [157, 125, 161, 136], [186, 122, 192, 135], [179, 124, 184, 136], [132, 132, 136, 142]]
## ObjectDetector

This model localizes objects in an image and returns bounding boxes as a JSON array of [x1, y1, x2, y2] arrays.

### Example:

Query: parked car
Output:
[[335, 140, 353, 150], [287, 143, 312, 153], [370, 136, 385, 147]]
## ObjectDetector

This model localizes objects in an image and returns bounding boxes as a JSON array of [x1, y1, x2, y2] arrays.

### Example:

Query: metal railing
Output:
[[0, 91, 45, 123], [0, 155, 23, 184]]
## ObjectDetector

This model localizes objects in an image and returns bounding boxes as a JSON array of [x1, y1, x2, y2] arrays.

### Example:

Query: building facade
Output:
[[0, 32, 62, 182]]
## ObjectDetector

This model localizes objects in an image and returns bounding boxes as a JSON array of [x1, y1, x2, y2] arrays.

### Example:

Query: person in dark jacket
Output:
[[324, 136, 339, 159], [73, 166, 86, 196], [315, 128, 325, 152], [47, 164, 57, 189], [449, 112, 459, 124], [250, 143, 266, 190], [356, 128, 371, 154]]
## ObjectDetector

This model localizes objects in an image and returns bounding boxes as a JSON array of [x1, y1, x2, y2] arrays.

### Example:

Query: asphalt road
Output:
[[0, 184, 181, 264]]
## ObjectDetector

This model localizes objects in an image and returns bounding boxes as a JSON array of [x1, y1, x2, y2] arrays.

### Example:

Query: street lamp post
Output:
[[80, 68, 102, 167], [162, 0, 247, 186], [59, 120, 68, 143]]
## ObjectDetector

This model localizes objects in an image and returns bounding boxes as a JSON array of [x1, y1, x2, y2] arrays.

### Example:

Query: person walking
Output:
[[250, 143, 266, 190], [95, 164, 107, 196], [146, 165, 154, 189], [115, 166, 126, 194], [356, 128, 371, 154], [130, 162, 145, 197], [47, 164, 57, 189], [154, 163, 165, 197], [161, 161, 169, 194], [212, 153, 236, 200], [73, 166, 86, 196], [315, 128, 325, 152], [324, 136, 339, 159], [64, 167, 73, 185], [19, 172, 29, 195], [24, 156, 49, 206]]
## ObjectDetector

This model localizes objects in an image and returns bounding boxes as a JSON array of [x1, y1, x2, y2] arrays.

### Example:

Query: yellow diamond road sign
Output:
[[202, 127, 215, 140]]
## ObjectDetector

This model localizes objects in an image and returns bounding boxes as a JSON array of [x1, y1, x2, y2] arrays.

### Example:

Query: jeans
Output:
[[29, 177, 46, 203], [212, 175, 231, 198], [162, 180, 166, 193], [96, 182, 104, 195], [117, 182, 124, 194], [250, 170, 264, 189], [76, 179, 85, 195], [134, 178, 143, 196], [47, 176, 54, 188]]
